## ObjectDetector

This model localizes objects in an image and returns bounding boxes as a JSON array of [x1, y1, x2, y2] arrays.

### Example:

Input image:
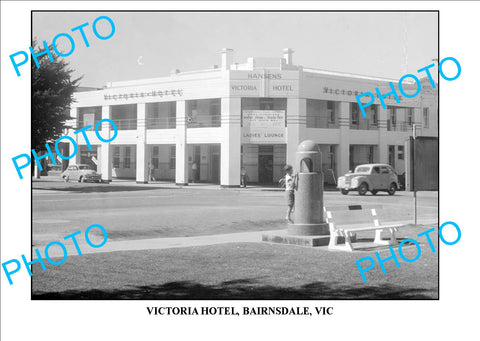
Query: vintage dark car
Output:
[[61, 164, 102, 183], [337, 163, 399, 196]]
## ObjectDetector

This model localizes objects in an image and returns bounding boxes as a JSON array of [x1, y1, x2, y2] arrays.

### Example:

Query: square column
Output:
[[70, 107, 82, 165], [338, 102, 350, 176], [136, 103, 148, 183], [286, 98, 307, 168], [175, 100, 188, 185], [220, 97, 241, 187], [100, 105, 112, 182], [378, 106, 388, 164]]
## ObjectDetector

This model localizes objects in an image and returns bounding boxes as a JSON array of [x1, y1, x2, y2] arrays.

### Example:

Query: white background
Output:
[[1, 1, 479, 340]]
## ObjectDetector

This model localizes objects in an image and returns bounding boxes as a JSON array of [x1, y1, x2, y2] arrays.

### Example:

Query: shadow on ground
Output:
[[33, 185, 177, 193], [32, 278, 436, 300]]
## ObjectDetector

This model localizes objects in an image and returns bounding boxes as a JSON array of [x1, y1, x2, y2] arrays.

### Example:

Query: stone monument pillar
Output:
[[262, 140, 330, 247], [288, 140, 329, 236]]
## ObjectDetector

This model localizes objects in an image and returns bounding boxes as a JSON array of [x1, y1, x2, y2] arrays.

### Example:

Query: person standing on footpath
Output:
[[148, 162, 155, 182], [283, 164, 297, 223], [192, 162, 198, 183], [240, 167, 248, 188]]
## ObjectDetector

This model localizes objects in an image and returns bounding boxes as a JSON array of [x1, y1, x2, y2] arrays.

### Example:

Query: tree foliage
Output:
[[31, 40, 82, 151]]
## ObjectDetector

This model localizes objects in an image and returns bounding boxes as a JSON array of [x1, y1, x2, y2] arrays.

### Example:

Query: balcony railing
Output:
[[76, 120, 102, 130], [306, 116, 339, 129], [113, 119, 138, 130], [186, 114, 221, 128], [350, 121, 379, 130], [146, 117, 176, 129], [387, 120, 410, 132]]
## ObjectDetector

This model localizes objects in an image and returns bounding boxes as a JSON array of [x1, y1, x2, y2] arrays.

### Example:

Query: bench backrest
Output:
[[324, 205, 384, 229]]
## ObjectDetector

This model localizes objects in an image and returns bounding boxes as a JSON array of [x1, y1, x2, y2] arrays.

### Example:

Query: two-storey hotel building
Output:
[[67, 48, 438, 187]]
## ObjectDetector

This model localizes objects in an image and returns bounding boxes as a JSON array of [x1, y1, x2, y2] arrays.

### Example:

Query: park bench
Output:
[[324, 205, 402, 252]]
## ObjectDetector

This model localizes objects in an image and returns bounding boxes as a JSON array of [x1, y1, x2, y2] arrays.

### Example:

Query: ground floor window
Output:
[[111, 145, 136, 179], [124, 147, 131, 168], [152, 146, 159, 169], [388, 145, 395, 168], [113, 147, 120, 168], [169, 146, 176, 169], [349, 145, 379, 171], [79, 145, 98, 171], [423, 108, 430, 128], [398, 145, 404, 160]]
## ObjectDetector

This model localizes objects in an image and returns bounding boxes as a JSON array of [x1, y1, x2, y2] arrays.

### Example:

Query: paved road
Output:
[[32, 180, 438, 248]]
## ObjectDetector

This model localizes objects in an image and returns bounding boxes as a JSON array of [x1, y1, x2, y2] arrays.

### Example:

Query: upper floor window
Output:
[[78, 106, 102, 130], [147, 102, 176, 129], [389, 107, 397, 126], [111, 104, 137, 130], [407, 108, 414, 126], [327, 101, 336, 124], [371, 105, 378, 126], [351, 102, 359, 125], [306, 99, 337, 129], [186, 98, 221, 128]]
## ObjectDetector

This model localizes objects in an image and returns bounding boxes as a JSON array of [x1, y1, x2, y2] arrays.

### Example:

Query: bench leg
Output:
[[328, 230, 354, 252], [350, 232, 357, 243], [328, 232, 338, 249], [388, 228, 398, 245], [343, 232, 354, 251], [374, 229, 398, 246]]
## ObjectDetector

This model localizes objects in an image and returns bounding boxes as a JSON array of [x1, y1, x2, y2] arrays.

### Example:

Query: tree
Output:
[[31, 40, 82, 151]]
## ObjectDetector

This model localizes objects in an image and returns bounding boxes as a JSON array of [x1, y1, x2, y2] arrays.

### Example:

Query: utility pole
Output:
[[412, 123, 421, 225]]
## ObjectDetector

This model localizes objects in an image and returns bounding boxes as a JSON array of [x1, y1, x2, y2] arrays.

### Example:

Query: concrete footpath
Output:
[[38, 218, 437, 258], [39, 230, 275, 258]]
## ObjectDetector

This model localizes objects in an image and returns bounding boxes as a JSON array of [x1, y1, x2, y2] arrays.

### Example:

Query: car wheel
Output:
[[371, 190, 378, 195], [341, 189, 349, 195], [79, 176, 84, 183], [388, 183, 397, 196], [358, 183, 368, 196], [63, 175, 69, 182]]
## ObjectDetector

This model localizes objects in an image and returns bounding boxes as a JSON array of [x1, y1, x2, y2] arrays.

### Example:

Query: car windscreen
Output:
[[78, 165, 92, 170], [354, 166, 370, 173]]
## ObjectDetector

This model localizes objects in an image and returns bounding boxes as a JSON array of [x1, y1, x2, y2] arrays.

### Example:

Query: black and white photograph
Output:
[[1, 2, 478, 341], [28, 10, 439, 300]]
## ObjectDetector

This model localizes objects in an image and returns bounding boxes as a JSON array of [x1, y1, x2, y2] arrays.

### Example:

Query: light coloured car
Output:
[[61, 164, 102, 183], [337, 164, 399, 196]]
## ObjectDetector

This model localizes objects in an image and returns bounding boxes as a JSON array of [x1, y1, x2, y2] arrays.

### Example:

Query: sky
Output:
[[32, 11, 438, 87]]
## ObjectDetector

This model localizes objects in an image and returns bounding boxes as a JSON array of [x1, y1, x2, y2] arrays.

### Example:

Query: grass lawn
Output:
[[32, 226, 438, 300]]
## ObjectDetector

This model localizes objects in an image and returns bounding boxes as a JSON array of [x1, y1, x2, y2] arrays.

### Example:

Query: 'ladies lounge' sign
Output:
[[242, 110, 286, 144]]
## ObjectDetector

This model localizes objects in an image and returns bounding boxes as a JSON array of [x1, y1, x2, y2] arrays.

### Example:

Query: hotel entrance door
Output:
[[258, 154, 274, 184]]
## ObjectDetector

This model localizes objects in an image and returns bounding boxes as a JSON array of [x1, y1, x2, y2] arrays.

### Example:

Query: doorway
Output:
[[258, 145, 274, 184], [209, 145, 220, 184], [193, 145, 201, 182], [258, 155, 273, 183]]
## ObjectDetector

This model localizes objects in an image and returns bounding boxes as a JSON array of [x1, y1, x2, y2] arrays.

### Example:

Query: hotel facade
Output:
[[67, 48, 438, 187]]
